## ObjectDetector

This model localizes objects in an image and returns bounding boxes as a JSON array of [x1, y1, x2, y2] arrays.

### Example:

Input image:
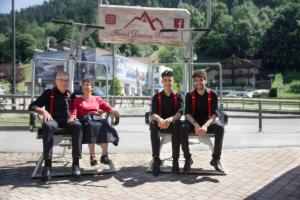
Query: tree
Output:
[[16, 33, 37, 62], [0, 63, 25, 93], [261, 1, 300, 72], [109, 76, 123, 96], [0, 34, 11, 64]]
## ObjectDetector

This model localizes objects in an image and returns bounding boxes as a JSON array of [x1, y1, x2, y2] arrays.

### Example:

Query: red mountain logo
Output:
[[124, 11, 164, 31]]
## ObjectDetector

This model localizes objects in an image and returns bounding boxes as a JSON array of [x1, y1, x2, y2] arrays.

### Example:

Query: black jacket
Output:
[[28, 87, 76, 122]]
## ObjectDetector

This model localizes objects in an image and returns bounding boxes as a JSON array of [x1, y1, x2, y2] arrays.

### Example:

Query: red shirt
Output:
[[71, 96, 112, 119]]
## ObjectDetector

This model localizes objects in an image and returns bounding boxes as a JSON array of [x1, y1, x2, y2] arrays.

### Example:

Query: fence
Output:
[[1, 95, 300, 113]]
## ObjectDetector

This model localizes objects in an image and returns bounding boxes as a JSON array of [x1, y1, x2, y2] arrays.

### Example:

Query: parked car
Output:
[[0, 85, 5, 95], [225, 90, 248, 98]]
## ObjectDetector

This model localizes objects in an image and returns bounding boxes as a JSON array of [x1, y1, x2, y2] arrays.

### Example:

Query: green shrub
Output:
[[289, 81, 300, 93], [252, 92, 261, 98]]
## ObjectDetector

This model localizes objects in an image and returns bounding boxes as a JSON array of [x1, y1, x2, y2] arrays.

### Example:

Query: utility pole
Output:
[[12, 0, 16, 110]]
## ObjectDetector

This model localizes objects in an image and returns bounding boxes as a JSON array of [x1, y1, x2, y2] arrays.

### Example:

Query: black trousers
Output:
[[42, 120, 83, 161], [181, 121, 224, 160], [150, 120, 191, 160]]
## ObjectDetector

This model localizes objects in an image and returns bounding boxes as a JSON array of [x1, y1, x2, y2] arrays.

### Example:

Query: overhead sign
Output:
[[97, 5, 191, 45]]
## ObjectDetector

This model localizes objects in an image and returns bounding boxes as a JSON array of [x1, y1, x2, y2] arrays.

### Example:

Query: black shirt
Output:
[[185, 88, 219, 126], [151, 90, 184, 119], [28, 87, 76, 122]]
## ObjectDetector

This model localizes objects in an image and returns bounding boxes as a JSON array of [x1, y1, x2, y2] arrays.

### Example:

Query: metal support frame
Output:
[[30, 58, 113, 179], [146, 132, 226, 175], [161, 0, 212, 93], [31, 129, 116, 179], [51, 20, 104, 92]]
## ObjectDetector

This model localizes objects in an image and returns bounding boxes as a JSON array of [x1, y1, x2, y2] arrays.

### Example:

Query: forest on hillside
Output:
[[0, 0, 299, 74]]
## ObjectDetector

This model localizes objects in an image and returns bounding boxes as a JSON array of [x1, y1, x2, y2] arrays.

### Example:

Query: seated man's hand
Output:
[[42, 110, 53, 122], [67, 117, 75, 124], [165, 117, 173, 124], [198, 126, 207, 135], [161, 119, 171, 129], [110, 107, 120, 118], [157, 118, 164, 129], [194, 124, 201, 136], [157, 118, 170, 129]]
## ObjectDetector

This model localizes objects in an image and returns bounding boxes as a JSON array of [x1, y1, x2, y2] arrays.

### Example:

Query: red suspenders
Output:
[[157, 91, 179, 116], [49, 89, 71, 116], [50, 89, 55, 116], [207, 89, 212, 118], [173, 93, 178, 111], [157, 92, 162, 116], [190, 89, 212, 118]]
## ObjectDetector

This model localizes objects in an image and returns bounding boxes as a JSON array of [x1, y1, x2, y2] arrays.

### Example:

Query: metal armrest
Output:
[[104, 113, 120, 126], [29, 111, 38, 132]]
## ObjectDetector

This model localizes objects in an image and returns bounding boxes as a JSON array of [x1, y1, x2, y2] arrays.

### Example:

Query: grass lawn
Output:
[[0, 116, 29, 126]]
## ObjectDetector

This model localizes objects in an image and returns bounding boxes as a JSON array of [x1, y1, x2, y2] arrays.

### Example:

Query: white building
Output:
[[151, 65, 173, 93]]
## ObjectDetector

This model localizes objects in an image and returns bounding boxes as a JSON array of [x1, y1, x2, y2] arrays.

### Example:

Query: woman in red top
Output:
[[69, 79, 120, 166]]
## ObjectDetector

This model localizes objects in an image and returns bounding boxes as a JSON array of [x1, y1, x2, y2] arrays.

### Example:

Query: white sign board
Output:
[[97, 5, 191, 46]]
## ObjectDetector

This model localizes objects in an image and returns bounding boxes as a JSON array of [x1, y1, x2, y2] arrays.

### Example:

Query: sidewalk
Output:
[[1, 147, 300, 200]]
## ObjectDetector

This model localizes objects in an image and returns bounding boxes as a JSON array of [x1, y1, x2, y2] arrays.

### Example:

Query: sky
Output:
[[0, 0, 49, 14]]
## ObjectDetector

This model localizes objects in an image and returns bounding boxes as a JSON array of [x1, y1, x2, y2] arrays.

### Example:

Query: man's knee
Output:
[[68, 120, 82, 129], [213, 123, 224, 136], [42, 120, 56, 131], [68, 121, 83, 136]]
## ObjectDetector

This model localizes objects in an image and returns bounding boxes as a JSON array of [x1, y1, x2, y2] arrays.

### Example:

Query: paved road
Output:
[[0, 117, 299, 154]]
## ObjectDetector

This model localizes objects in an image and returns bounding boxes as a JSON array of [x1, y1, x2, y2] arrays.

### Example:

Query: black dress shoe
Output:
[[210, 158, 225, 173], [41, 166, 51, 182], [183, 158, 193, 174], [71, 165, 81, 179], [152, 158, 161, 177], [90, 156, 97, 166], [171, 160, 179, 174], [100, 155, 110, 165]]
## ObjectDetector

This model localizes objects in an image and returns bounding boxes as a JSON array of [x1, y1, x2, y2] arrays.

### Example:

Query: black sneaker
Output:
[[152, 157, 161, 177], [171, 160, 179, 174], [183, 158, 193, 174], [100, 155, 110, 165], [90, 155, 97, 166], [71, 165, 81, 179]]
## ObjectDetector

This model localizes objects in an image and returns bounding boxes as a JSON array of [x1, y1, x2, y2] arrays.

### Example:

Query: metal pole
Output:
[[112, 44, 116, 105], [151, 65, 154, 96], [105, 64, 109, 103], [218, 63, 224, 124], [12, 0, 16, 94], [31, 57, 36, 102], [259, 101, 262, 132], [11, 0, 16, 110], [188, 45, 193, 92], [68, 59, 75, 92]]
